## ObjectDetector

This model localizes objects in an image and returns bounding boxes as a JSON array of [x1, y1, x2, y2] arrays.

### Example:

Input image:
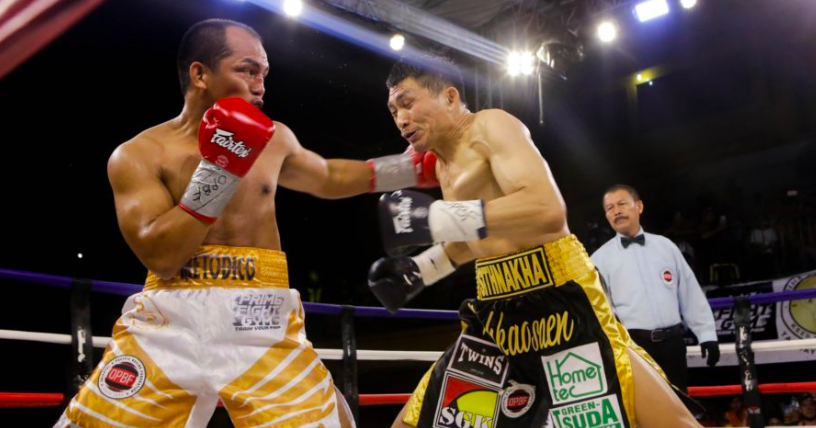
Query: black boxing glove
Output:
[[368, 244, 456, 314], [700, 341, 720, 367], [378, 189, 486, 257]]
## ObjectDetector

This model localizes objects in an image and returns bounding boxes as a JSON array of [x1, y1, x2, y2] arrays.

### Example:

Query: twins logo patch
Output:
[[500, 381, 535, 418], [98, 355, 146, 399], [434, 374, 500, 428], [447, 334, 508, 387]]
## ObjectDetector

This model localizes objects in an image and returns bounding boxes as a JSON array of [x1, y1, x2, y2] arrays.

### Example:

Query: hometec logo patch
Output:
[[543, 343, 607, 405]]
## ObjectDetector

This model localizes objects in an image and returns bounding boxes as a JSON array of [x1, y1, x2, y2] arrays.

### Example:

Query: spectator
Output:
[[799, 394, 816, 426], [724, 397, 748, 427]]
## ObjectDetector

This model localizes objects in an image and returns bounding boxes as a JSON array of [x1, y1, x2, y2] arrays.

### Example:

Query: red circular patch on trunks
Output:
[[104, 362, 138, 391]]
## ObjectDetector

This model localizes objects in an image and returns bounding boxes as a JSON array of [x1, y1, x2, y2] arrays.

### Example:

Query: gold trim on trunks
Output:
[[144, 245, 289, 290], [475, 235, 593, 300]]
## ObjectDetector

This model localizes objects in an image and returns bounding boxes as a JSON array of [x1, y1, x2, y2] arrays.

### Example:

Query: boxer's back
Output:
[[117, 119, 288, 251]]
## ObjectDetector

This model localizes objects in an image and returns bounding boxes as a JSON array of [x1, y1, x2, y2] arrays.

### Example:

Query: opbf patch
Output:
[[500, 381, 535, 418], [98, 355, 146, 399], [434, 374, 500, 428]]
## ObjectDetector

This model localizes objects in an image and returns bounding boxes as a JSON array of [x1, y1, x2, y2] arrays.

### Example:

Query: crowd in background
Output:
[[698, 393, 816, 426]]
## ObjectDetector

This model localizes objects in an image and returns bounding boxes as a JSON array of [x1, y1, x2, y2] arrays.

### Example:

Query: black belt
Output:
[[628, 324, 685, 343]]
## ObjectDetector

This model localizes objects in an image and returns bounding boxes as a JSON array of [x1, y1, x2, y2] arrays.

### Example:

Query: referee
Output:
[[591, 184, 720, 392]]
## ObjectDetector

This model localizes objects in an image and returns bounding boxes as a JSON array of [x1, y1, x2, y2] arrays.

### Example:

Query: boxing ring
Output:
[[1, 267, 816, 427]]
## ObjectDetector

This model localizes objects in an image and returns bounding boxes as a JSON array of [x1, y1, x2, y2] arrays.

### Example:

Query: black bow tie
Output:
[[621, 234, 645, 248]]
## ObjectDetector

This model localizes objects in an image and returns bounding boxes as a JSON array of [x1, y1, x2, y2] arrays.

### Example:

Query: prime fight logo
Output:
[[232, 293, 284, 331]]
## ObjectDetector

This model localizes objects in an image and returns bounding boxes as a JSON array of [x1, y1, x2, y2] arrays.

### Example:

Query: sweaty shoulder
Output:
[[107, 124, 167, 180], [269, 120, 299, 155], [469, 109, 532, 150]]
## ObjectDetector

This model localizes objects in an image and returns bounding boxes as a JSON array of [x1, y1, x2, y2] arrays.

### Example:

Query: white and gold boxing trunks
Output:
[[55, 245, 341, 428]]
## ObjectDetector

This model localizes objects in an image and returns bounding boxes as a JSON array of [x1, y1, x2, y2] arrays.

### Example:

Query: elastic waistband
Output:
[[475, 234, 594, 301], [144, 245, 288, 291]]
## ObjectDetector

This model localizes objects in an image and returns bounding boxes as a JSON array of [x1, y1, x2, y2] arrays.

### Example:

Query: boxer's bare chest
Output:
[[157, 134, 286, 246]]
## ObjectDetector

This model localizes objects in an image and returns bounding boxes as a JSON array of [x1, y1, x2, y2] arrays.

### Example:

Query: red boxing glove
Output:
[[367, 145, 439, 192], [179, 98, 276, 223], [198, 97, 275, 177]]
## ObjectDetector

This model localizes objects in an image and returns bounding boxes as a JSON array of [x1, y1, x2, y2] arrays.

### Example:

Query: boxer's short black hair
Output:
[[386, 53, 466, 107], [604, 184, 641, 201], [177, 19, 261, 95]]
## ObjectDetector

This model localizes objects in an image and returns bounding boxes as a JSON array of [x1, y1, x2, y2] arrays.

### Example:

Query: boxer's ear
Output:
[[190, 62, 209, 90], [444, 86, 459, 109]]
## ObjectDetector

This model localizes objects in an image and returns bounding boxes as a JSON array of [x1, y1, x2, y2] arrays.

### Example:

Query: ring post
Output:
[[68, 278, 95, 398], [340, 305, 359, 422], [733, 296, 764, 428]]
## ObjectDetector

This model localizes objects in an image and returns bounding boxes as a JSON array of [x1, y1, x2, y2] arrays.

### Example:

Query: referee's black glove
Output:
[[700, 341, 720, 367]]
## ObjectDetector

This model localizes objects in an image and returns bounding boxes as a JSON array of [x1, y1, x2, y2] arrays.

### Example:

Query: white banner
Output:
[[772, 269, 816, 361], [688, 269, 816, 367]]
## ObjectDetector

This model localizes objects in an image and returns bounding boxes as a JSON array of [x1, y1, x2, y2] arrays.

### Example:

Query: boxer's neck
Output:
[[175, 99, 210, 140], [434, 110, 474, 162]]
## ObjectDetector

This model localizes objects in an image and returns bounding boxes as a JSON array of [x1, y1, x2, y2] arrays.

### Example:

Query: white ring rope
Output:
[[2, 328, 815, 362]]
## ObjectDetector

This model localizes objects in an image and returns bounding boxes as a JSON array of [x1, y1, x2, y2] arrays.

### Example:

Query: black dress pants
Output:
[[628, 328, 688, 392]]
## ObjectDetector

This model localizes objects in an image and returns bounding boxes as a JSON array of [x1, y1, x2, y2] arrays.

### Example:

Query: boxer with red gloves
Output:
[[56, 19, 435, 428], [367, 146, 438, 192], [178, 97, 275, 223]]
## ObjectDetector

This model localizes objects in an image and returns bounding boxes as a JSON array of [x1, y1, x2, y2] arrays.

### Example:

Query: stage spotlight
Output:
[[634, 0, 670, 22], [283, 0, 303, 17], [507, 51, 535, 76], [680, 0, 698, 9], [390, 33, 405, 51], [597, 21, 617, 43]]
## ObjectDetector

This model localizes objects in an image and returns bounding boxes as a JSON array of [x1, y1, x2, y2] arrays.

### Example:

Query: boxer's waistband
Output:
[[144, 245, 289, 290], [475, 234, 594, 301]]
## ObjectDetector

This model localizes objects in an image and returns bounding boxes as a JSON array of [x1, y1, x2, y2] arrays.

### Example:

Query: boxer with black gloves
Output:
[[368, 54, 704, 428]]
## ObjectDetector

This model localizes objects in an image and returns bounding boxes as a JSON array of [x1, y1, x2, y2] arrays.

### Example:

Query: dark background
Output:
[[1, 0, 815, 426]]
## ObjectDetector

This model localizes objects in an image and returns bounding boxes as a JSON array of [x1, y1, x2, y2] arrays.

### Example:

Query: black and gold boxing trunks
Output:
[[402, 235, 664, 428]]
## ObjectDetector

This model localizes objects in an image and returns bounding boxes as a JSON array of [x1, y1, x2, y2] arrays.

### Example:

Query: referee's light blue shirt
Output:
[[590, 228, 718, 343]]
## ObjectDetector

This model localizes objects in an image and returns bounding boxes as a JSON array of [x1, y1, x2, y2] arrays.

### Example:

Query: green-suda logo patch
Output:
[[549, 394, 624, 428], [542, 342, 606, 405]]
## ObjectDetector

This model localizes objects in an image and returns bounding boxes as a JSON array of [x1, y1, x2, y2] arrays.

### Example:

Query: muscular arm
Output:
[[475, 110, 567, 239], [277, 123, 372, 199], [443, 242, 475, 267], [108, 140, 209, 279]]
